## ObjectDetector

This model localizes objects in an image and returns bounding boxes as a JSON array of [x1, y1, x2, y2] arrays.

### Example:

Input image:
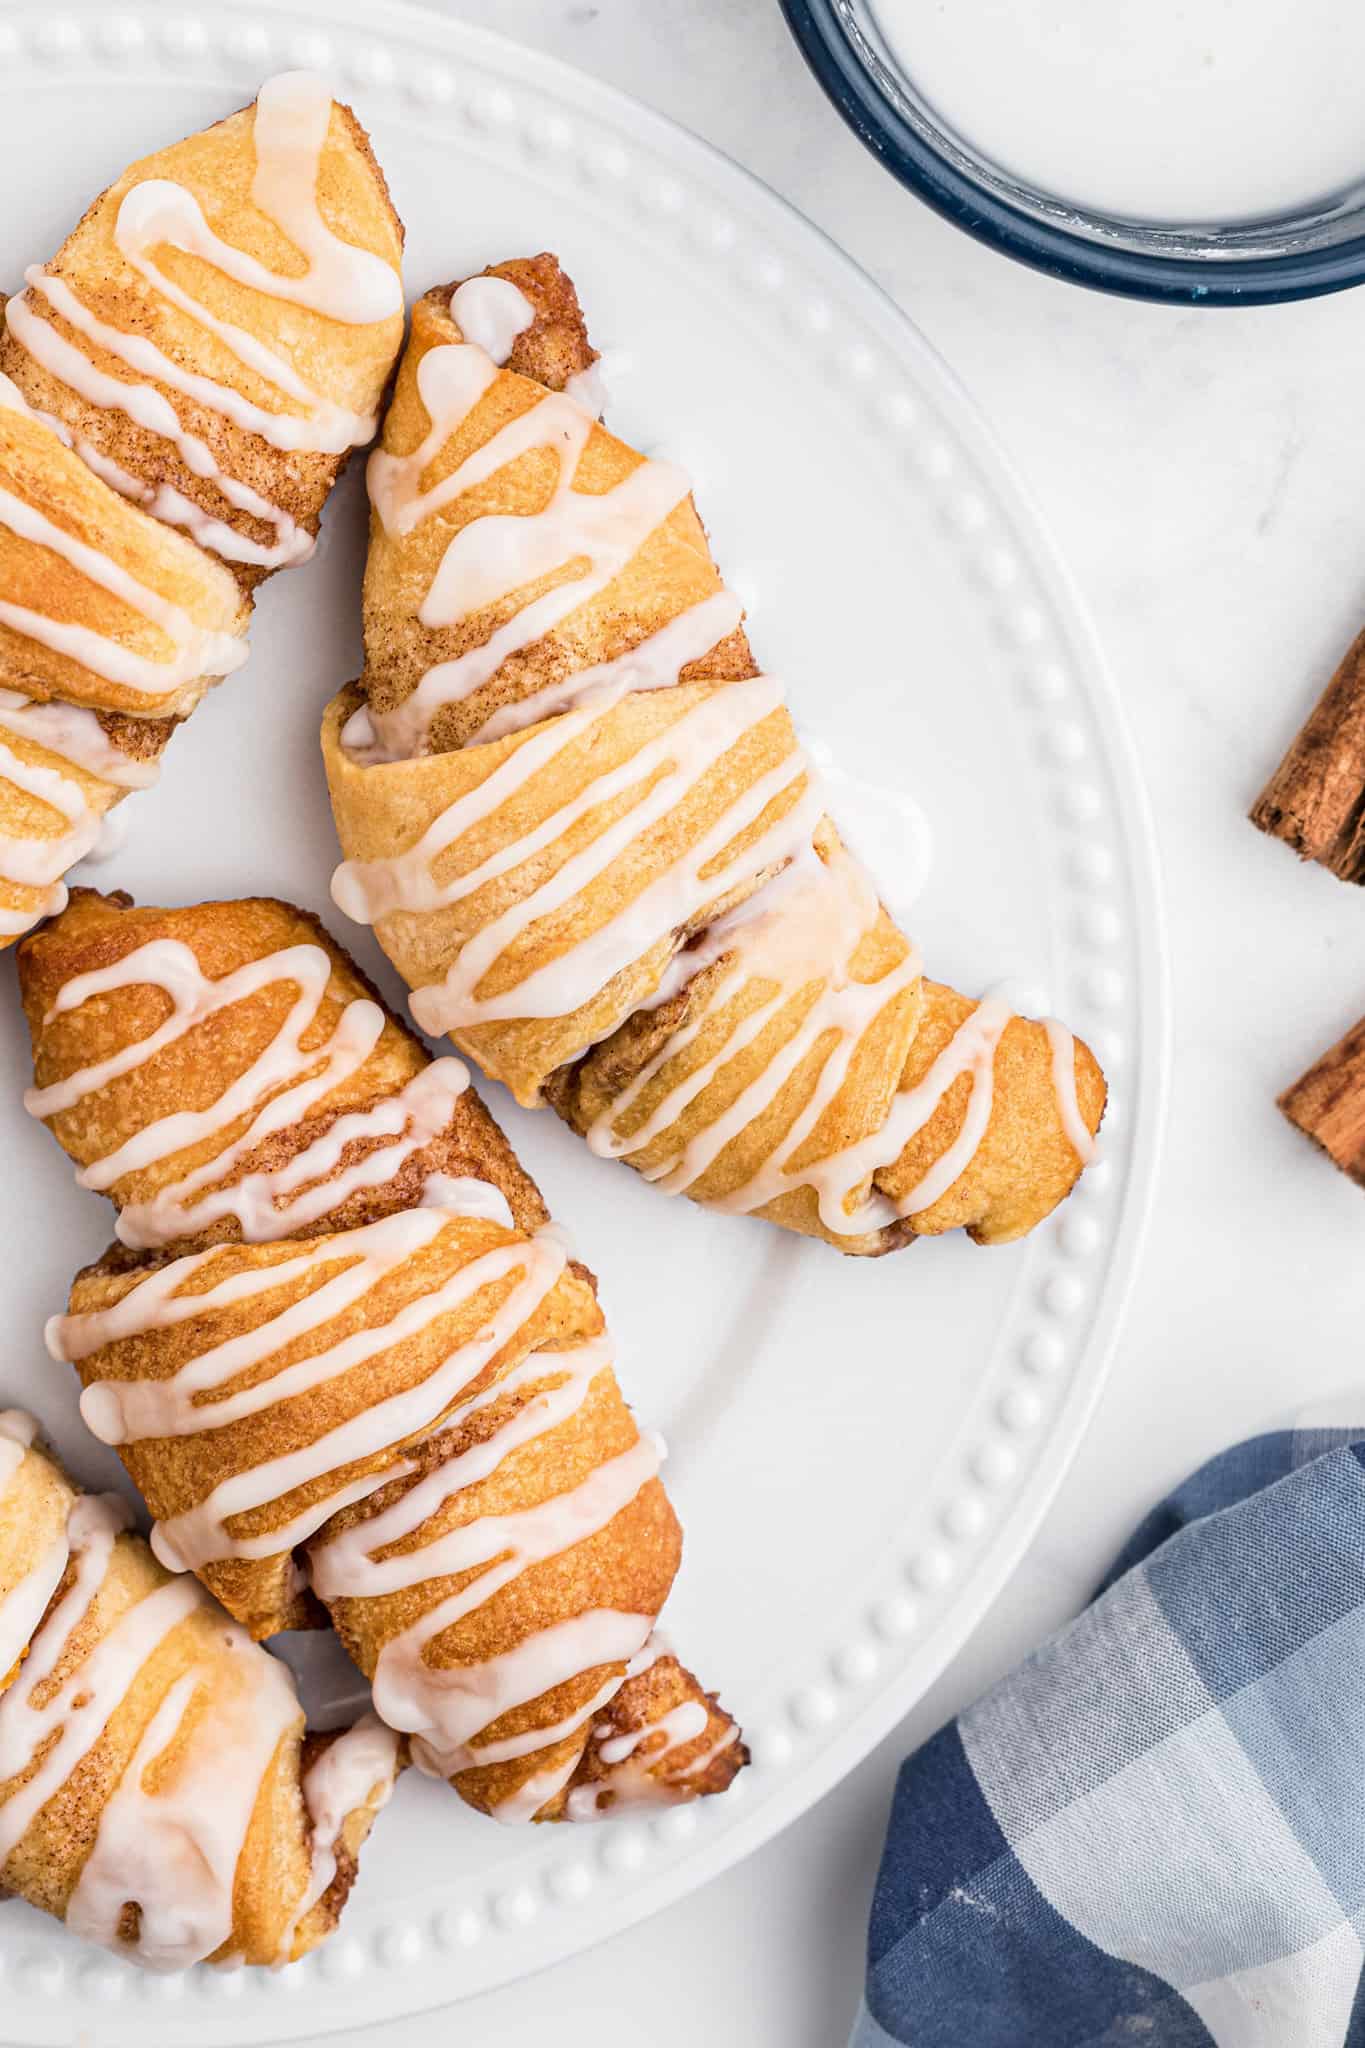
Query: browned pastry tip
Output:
[[462, 254, 759, 689], [454, 253, 600, 393], [356, 262, 756, 750], [545, 1652, 747, 1821]]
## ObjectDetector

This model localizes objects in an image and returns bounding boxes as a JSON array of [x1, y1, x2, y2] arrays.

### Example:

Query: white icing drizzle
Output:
[[0, 1457, 388, 1971], [623, 1633, 670, 1680], [360, 336, 706, 758], [565, 1720, 740, 1822], [388, 1606, 654, 1786], [1044, 1017, 1100, 1167], [869, 994, 1015, 1215], [0, 480, 247, 699], [487, 1746, 582, 1825], [118, 73, 401, 328], [6, 286, 317, 568], [5, 73, 401, 561], [139, 474, 314, 570], [309, 1333, 664, 1779], [82, 806, 131, 866], [582, 839, 914, 1234], [12, 263, 369, 457], [327, 298, 1096, 1219], [448, 276, 535, 367], [0, 690, 160, 790], [61, 1212, 545, 1443], [49, 1239, 667, 1816], [595, 1697, 707, 1767], [0, 899, 57, 937], [0, 1491, 204, 1868], [0, 1423, 70, 1686], [563, 361, 608, 421], [582, 835, 1096, 1232], [335, 671, 818, 1042], [49, 1216, 568, 1572], [611, 844, 887, 1107], [800, 732, 934, 930], [0, 1525, 70, 1691], [419, 1172, 514, 1228], [0, 738, 97, 901], [24, 935, 473, 1249], [470, 1667, 626, 1772], [355, 1425, 660, 1766], [470, 588, 746, 745], [65, 1633, 298, 1972], [0, 1408, 39, 1451], [0, 372, 313, 571], [279, 1712, 399, 1957], [487, 1638, 719, 1824]]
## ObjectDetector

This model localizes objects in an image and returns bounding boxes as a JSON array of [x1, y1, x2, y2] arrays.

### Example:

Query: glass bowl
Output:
[[779, 0, 1365, 305]]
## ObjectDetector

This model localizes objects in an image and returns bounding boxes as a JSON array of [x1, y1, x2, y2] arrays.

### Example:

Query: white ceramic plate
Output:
[[0, 4, 1165, 2038]]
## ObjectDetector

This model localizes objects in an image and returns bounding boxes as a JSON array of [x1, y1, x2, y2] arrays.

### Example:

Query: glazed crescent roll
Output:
[[0, 71, 404, 943], [20, 889, 744, 1825], [322, 257, 1106, 1256], [0, 1410, 398, 1970]]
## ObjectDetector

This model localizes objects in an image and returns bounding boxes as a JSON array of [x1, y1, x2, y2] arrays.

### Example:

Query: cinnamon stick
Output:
[[1279, 1016, 1365, 1185], [1250, 625, 1365, 882]]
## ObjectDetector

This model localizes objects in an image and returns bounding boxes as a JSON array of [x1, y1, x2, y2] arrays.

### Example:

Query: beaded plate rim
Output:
[[0, 2, 1167, 2037]]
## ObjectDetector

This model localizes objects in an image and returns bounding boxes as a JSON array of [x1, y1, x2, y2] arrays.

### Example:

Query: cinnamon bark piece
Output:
[[1250, 627, 1365, 881], [1279, 1017, 1365, 1184]]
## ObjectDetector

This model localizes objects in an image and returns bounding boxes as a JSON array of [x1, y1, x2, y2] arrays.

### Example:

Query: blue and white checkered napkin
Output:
[[854, 1427, 1365, 2048]]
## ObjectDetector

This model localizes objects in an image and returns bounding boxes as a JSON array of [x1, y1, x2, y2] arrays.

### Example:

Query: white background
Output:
[[22, 1, 1365, 2041]]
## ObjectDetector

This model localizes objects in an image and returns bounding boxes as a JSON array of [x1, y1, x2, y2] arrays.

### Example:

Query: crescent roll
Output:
[[0, 1411, 398, 1970], [322, 257, 1105, 1255], [20, 889, 744, 1825], [0, 71, 404, 943]]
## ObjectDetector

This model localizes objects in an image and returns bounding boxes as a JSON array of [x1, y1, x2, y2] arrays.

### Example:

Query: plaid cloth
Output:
[[854, 1428, 1365, 2048]]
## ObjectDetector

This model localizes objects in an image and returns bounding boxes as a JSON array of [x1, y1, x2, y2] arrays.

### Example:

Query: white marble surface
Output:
[[299, 1, 1363, 2040]]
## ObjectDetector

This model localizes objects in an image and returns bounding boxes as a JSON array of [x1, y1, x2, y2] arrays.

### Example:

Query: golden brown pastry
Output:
[[322, 257, 1105, 1256], [20, 889, 744, 1824], [0, 72, 404, 944], [0, 1409, 398, 1970]]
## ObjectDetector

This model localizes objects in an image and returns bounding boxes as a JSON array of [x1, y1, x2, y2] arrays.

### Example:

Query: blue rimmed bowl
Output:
[[780, 0, 1365, 305]]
